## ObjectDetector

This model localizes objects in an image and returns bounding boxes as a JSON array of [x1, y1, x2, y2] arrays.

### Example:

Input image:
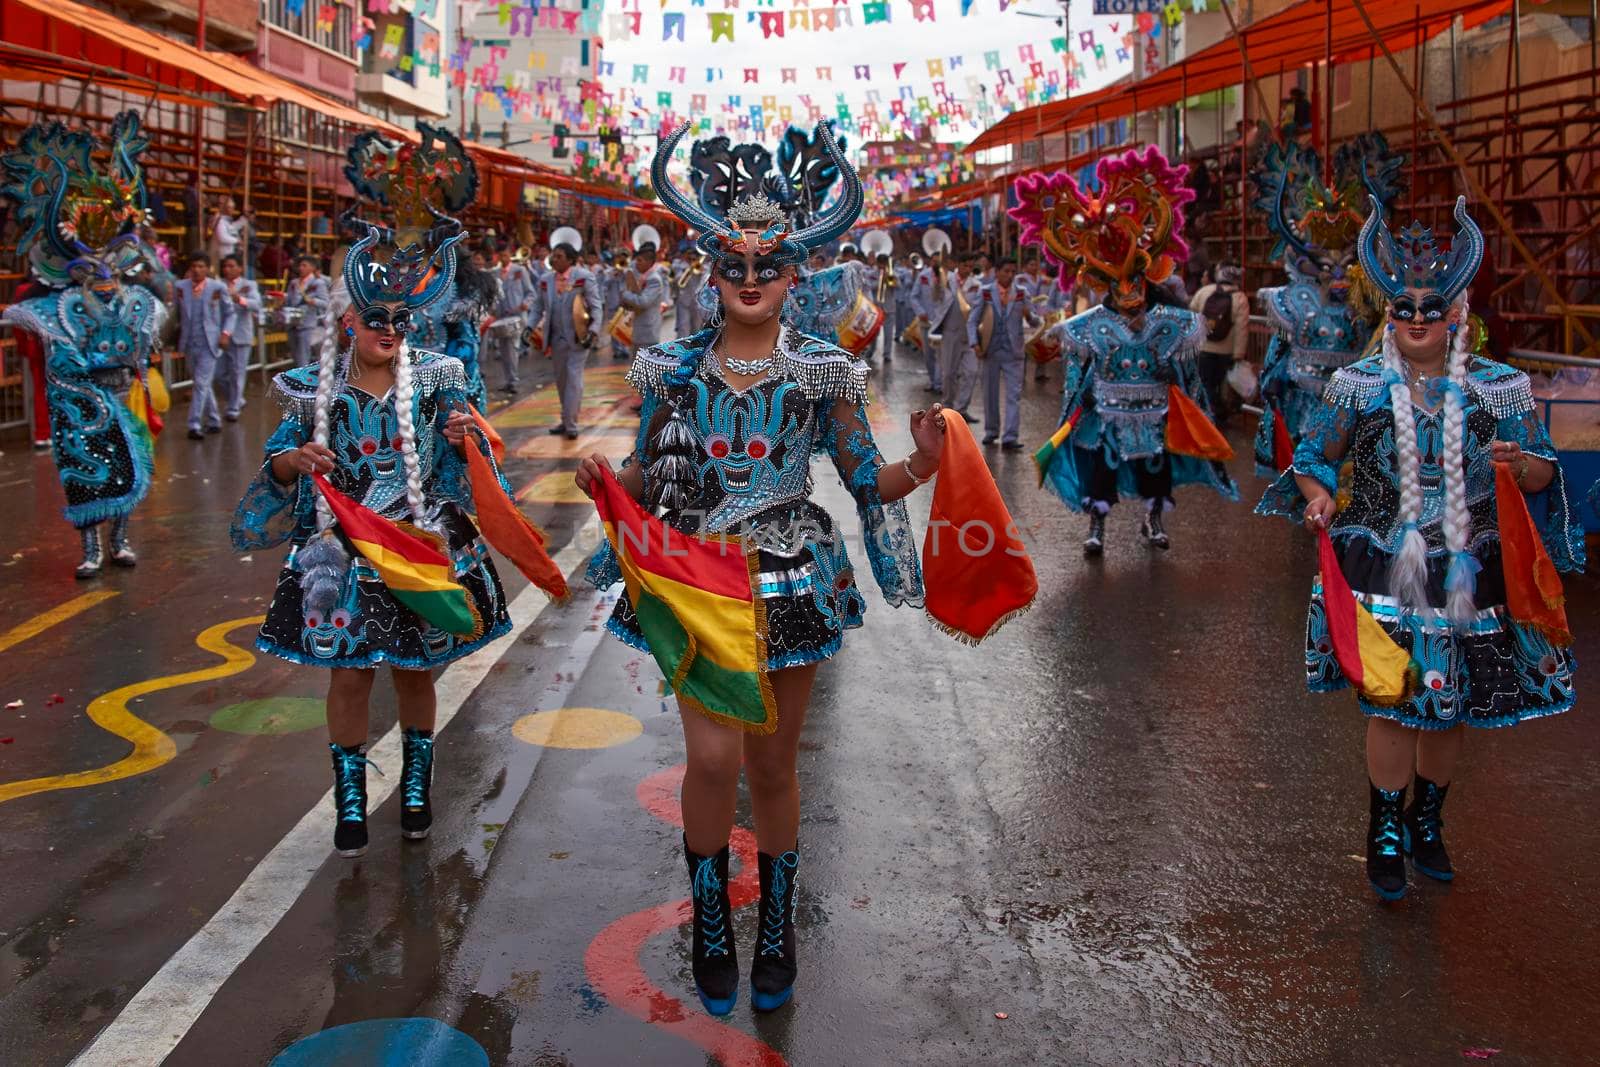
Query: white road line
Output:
[[70, 516, 603, 1067]]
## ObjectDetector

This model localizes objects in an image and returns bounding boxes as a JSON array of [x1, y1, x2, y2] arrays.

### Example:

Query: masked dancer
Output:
[[576, 122, 940, 1017], [344, 123, 495, 411], [1012, 146, 1237, 555], [1, 112, 174, 578], [231, 161, 526, 860], [1252, 134, 1403, 476], [1257, 198, 1583, 901]]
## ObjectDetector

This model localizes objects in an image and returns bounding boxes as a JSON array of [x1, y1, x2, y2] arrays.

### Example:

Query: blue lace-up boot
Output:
[[1366, 782, 1408, 901], [750, 849, 799, 1012], [1403, 774, 1453, 881], [330, 743, 377, 858], [683, 837, 738, 1015], [400, 727, 435, 840]]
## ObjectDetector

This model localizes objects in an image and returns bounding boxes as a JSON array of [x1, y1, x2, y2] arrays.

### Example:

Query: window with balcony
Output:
[[264, 0, 357, 60]]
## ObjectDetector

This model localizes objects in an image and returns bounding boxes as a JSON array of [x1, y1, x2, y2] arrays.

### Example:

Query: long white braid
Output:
[[310, 325, 343, 534], [1382, 324, 1431, 607], [1441, 295, 1476, 624], [390, 340, 431, 529]]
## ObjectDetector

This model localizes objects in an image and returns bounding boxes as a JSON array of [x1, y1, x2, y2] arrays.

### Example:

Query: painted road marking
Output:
[[209, 697, 326, 736], [0, 616, 262, 807], [517, 471, 594, 506], [512, 432, 634, 460], [269, 1018, 488, 1067], [584, 764, 786, 1066], [512, 707, 643, 749], [0, 590, 120, 655], [69, 518, 603, 1067]]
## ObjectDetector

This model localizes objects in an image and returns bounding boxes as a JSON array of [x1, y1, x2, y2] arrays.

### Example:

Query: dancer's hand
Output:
[[443, 409, 473, 448], [273, 442, 337, 483], [910, 403, 947, 459], [575, 453, 613, 499], [1303, 492, 1337, 532]]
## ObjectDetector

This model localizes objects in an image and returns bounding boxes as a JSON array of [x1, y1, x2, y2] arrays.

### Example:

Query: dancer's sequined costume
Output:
[[0, 111, 174, 574], [1251, 134, 1403, 475]]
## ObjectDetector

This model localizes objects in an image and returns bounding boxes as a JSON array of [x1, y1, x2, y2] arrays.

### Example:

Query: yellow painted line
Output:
[[512, 708, 643, 749], [0, 590, 121, 655], [0, 616, 264, 806], [517, 471, 596, 505], [512, 432, 635, 460]]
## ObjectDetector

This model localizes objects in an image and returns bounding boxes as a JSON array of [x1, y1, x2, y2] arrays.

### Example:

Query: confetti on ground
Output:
[[994, 1012, 1008, 1020], [46, 694, 64, 706], [0, 737, 13, 744], [4, 700, 21, 709], [1462, 1050, 1501, 1060]]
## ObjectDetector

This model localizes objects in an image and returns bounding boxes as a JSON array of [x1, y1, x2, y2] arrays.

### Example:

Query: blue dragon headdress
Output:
[[1251, 131, 1406, 280], [651, 120, 860, 268], [338, 122, 472, 313], [1, 111, 155, 289]]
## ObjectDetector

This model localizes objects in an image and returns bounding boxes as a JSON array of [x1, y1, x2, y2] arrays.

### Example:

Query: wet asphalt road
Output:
[[1, 336, 1598, 1067]]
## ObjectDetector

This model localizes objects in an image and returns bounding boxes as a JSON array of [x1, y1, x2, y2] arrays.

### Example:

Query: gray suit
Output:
[[539, 268, 604, 432], [919, 273, 975, 413], [672, 261, 705, 335], [219, 277, 262, 417], [179, 277, 231, 431], [910, 267, 948, 391], [491, 262, 537, 390], [619, 264, 668, 351], [284, 274, 330, 368], [967, 281, 1035, 445]]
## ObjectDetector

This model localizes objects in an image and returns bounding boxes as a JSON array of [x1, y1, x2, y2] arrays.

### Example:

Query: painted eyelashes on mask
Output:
[[717, 258, 784, 307]]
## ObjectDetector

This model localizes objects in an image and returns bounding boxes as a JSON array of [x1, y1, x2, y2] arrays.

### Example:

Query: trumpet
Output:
[[877, 263, 896, 305]]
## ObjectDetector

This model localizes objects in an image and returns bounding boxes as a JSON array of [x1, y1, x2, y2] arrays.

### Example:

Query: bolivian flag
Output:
[[1033, 405, 1083, 487], [1316, 528, 1414, 706], [592, 466, 777, 734], [312, 474, 482, 638]]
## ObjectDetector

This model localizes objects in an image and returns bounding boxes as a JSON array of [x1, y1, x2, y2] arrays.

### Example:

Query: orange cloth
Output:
[[464, 435, 570, 601], [1165, 384, 1235, 461], [922, 415, 1037, 644], [1494, 461, 1571, 646], [468, 405, 505, 463]]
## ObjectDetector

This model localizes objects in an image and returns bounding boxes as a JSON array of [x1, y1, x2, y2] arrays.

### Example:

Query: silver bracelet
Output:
[[903, 456, 934, 486]]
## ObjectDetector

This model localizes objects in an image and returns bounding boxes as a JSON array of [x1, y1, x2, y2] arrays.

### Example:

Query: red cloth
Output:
[[922, 415, 1037, 644], [1165, 384, 1234, 461], [464, 435, 569, 602], [1494, 461, 1570, 646]]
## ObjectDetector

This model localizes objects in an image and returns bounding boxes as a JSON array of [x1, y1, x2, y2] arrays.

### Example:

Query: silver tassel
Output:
[[297, 530, 351, 617], [646, 404, 700, 513]]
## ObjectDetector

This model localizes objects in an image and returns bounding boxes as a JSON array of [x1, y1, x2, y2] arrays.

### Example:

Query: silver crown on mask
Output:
[[726, 191, 790, 229]]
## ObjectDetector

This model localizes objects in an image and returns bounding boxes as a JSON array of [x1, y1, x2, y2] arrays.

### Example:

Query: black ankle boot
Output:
[[108, 516, 137, 567], [684, 838, 738, 1015], [1366, 782, 1407, 901], [750, 850, 799, 1012], [400, 727, 434, 840], [75, 525, 104, 579], [1140, 503, 1170, 550], [1404, 775, 1453, 881], [1083, 512, 1106, 557], [330, 743, 375, 857]]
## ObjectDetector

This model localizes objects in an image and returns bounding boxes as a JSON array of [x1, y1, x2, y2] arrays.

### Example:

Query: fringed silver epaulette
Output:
[[270, 366, 321, 424], [627, 342, 694, 397], [1157, 305, 1206, 361], [777, 329, 869, 405], [0, 299, 60, 343], [1466, 362, 1534, 418], [1321, 359, 1388, 409], [409, 349, 466, 394], [645, 403, 701, 512]]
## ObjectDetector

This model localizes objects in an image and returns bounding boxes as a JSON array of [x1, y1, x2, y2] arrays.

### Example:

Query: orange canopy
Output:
[[1, 0, 409, 137], [965, 0, 1510, 155]]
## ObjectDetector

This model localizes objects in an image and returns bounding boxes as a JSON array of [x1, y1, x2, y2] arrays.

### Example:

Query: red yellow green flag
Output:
[[312, 474, 481, 638], [591, 466, 777, 734], [1317, 527, 1414, 705], [1033, 405, 1083, 487]]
